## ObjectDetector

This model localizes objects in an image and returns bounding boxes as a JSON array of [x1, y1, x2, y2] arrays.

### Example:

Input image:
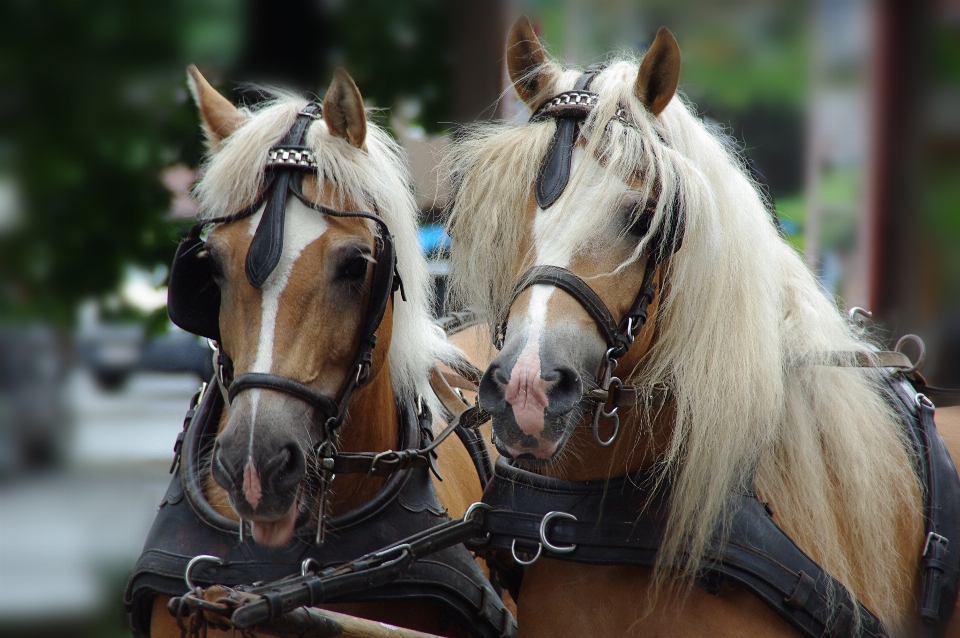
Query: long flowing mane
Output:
[[193, 92, 456, 405], [446, 59, 920, 627]]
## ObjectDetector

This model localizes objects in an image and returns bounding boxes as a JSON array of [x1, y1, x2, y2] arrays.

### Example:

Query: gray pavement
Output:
[[0, 370, 200, 622]]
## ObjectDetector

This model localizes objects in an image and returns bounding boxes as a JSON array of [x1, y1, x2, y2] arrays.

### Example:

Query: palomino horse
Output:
[[136, 67, 508, 638], [445, 18, 960, 638]]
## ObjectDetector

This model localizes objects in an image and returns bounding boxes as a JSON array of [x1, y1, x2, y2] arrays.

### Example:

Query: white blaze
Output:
[[244, 198, 329, 454]]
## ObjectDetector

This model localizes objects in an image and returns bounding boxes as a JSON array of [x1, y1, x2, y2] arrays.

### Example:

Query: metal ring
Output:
[[510, 538, 542, 566], [301, 557, 323, 576], [184, 555, 222, 594], [915, 393, 935, 410], [539, 511, 578, 554], [464, 502, 490, 523], [895, 334, 926, 375], [591, 403, 620, 447], [848, 307, 873, 324]]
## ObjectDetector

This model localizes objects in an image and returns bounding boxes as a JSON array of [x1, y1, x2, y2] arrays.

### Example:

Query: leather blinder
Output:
[[167, 230, 222, 341]]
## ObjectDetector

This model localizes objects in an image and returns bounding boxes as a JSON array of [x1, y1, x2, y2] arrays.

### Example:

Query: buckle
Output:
[[923, 532, 948, 557]]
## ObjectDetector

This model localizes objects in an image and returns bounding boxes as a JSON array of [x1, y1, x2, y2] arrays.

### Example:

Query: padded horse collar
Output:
[[476, 370, 960, 638], [125, 378, 517, 638], [166, 103, 401, 432]]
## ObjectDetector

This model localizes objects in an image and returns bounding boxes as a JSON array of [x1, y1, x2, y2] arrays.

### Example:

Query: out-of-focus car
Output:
[[0, 323, 73, 472], [75, 323, 214, 392]]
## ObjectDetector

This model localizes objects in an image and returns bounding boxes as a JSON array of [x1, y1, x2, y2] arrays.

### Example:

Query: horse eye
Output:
[[626, 201, 655, 238], [341, 253, 370, 280]]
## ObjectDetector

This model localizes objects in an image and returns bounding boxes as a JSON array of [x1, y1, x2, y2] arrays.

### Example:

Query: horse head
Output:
[[458, 20, 682, 464], [175, 67, 437, 547]]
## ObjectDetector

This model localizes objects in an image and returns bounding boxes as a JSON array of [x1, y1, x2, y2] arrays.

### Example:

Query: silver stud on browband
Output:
[[266, 147, 319, 169]]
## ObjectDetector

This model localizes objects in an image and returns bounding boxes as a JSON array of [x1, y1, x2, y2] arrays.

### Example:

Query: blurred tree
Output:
[[0, 0, 207, 327]]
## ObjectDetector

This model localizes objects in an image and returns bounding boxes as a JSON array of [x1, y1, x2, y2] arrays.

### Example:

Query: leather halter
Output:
[[167, 104, 401, 433]]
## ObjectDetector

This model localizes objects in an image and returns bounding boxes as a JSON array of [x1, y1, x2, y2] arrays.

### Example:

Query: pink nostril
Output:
[[505, 347, 549, 436], [243, 456, 263, 509]]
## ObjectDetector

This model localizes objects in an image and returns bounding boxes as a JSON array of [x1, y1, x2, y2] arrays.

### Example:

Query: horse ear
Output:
[[324, 68, 367, 149], [634, 27, 681, 117], [506, 16, 560, 108], [186, 65, 247, 150]]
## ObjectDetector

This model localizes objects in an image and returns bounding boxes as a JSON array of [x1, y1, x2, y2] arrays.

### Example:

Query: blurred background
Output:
[[0, 0, 956, 636]]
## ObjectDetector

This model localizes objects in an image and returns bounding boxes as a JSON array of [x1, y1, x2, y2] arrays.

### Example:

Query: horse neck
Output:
[[540, 401, 676, 482]]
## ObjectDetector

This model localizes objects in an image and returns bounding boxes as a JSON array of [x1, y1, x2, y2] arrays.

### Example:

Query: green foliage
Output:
[[326, 1, 451, 133], [0, 0, 206, 327]]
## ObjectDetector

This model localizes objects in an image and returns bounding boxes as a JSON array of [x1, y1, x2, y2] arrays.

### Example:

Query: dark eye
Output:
[[626, 200, 656, 238], [340, 252, 370, 281]]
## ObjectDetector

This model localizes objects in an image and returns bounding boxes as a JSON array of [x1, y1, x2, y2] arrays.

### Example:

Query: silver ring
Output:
[[895, 334, 926, 375], [185, 555, 222, 593], [301, 557, 323, 576], [539, 511, 577, 553], [915, 393, 935, 410], [848, 307, 873, 324], [510, 538, 542, 566], [464, 502, 490, 522]]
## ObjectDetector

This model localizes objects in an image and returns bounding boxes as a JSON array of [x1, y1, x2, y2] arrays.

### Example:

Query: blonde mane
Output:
[[193, 92, 456, 405], [446, 59, 920, 628]]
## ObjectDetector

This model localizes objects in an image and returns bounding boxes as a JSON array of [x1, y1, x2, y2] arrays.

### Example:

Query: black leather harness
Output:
[[125, 377, 516, 638], [472, 371, 960, 638]]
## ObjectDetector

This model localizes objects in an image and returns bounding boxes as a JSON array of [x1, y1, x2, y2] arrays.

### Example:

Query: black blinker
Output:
[[167, 231, 222, 341]]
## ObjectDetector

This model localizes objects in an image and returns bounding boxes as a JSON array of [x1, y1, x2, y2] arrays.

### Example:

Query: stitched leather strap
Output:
[[534, 66, 604, 209], [246, 103, 321, 288], [228, 373, 340, 417], [511, 265, 622, 349]]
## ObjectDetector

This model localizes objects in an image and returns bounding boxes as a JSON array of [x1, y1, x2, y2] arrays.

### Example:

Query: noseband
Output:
[[167, 103, 402, 434], [496, 65, 683, 446]]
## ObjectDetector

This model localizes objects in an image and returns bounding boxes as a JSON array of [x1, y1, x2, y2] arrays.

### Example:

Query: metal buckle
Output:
[[368, 450, 399, 476], [184, 555, 223, 594], [590, 349, 621, 446], [923, 532, 948, 557], [539, 511, 577, 554]]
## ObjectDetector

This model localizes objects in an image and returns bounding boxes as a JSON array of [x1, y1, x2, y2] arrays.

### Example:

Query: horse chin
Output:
[[250, 498, 299, 547]]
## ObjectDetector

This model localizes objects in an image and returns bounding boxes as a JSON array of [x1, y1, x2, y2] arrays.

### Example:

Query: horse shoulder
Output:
[[517, 560, 802, 638]]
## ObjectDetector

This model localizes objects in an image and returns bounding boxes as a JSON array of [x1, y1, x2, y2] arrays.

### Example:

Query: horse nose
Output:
[[259, 442, 305, 496], [543, 364, 582, 416], [212, 437, 305, 506], [478, 361, 511, 416], [212, 439, 237, 491]]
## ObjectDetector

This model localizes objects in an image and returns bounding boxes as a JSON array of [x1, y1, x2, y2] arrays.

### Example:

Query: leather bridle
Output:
[[495, 65, 683, 446], [168, 104, 402, 436]]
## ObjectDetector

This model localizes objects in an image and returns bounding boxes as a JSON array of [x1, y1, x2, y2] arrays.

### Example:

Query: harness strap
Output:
[[534, 65, 604, 209], [228, 373, 339, 416], [246, 103, 321, 288], [478, 458, 889, 638]]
